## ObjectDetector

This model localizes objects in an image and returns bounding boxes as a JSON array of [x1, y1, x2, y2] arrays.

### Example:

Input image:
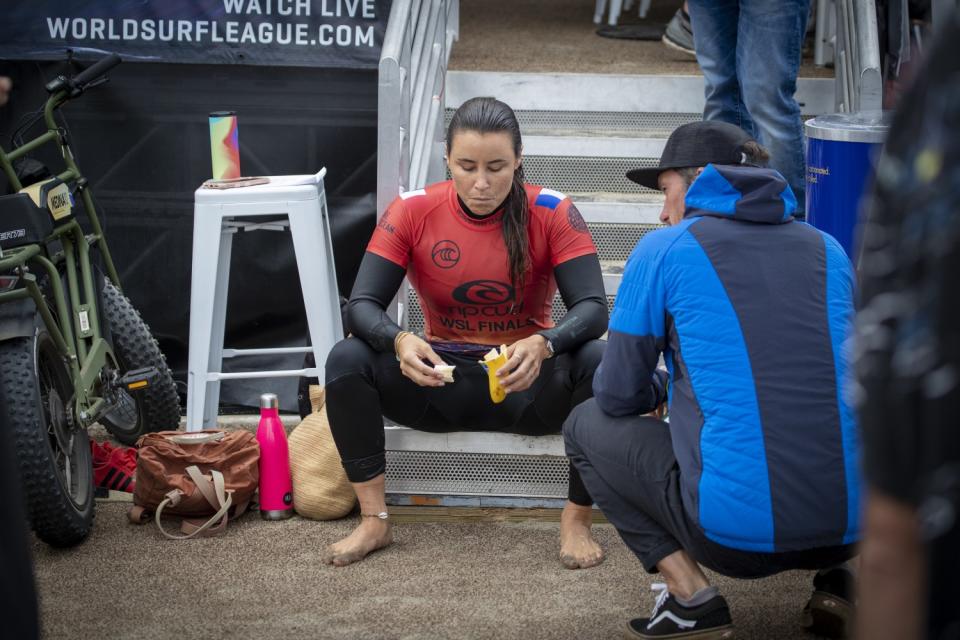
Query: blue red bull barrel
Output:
[[805, 112, 889, 258]]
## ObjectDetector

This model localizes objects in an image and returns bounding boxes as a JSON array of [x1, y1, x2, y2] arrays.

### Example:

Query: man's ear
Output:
[[696, 166, 705, 177]]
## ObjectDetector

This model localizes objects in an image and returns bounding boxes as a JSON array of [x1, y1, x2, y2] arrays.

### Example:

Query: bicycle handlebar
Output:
[[72, 53, 122, 88], [44, 53, 122, 95]]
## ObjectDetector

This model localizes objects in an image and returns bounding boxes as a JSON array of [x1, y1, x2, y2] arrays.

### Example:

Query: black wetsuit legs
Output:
[[325, 337, 604, 505]]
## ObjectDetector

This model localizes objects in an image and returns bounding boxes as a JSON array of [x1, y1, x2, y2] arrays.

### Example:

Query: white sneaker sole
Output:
[[661, 34, 697, 58]]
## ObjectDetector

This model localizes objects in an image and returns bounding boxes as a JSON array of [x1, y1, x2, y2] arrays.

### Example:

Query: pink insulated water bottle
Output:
[[256, 393, 293, 520]]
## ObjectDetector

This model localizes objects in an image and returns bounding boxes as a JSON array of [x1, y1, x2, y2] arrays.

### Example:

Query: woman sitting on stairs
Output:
[[322, 96, 613, 569]]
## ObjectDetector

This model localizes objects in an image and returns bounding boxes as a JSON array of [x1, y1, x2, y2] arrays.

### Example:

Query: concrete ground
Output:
[[31, 501, 828, 640]]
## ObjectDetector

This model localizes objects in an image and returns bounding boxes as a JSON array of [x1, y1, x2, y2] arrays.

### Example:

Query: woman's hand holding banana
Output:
[[498, 334, 551, 395], [395, 333, 448, 387]]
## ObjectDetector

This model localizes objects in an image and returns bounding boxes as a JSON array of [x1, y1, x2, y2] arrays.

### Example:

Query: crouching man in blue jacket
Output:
[[564, 121, 859, 639]]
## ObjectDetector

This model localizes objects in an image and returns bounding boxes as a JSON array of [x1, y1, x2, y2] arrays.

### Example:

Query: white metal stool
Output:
[[186, 170, 342, 430]]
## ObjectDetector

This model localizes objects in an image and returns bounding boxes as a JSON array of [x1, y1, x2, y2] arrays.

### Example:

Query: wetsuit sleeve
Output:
[[549, 199, 600, 266], [346, 252, 408, 353], [366, 198, 412, 269], [536, 254, 608, 354], [593, 238, 669, 416]]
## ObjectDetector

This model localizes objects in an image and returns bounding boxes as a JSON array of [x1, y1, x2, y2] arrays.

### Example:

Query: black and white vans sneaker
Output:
[[626, 584, 735, 639]]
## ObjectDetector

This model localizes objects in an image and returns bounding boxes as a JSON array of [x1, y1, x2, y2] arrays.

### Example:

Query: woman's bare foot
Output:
[[322, 517, 393, 567], [559, 501, 604, 569]]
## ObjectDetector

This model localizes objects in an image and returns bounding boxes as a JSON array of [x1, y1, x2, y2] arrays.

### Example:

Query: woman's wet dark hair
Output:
[[447, 97, 529, 293]]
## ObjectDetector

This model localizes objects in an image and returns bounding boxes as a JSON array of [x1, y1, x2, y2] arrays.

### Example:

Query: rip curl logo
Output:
[[0, 228, 26, 243], [451, 280, 514, 305], [431, 240, 461, 269], [566, 203, 589, 233]]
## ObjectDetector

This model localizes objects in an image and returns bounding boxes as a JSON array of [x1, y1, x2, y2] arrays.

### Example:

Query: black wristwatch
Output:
[[542, 335, 555, 358]]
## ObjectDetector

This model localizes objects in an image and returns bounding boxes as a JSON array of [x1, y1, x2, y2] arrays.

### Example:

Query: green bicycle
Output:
[[0, 54, 180, 547]]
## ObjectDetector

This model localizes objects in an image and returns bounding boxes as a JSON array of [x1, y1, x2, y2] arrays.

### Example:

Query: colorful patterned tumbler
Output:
[[208, 111, 241, 180]]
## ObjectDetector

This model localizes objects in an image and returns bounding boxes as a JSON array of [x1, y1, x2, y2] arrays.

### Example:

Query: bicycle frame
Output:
[[0, 87, 123, 427]]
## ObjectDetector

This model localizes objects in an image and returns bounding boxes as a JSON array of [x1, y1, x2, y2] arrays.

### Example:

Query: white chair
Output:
[[186, 170, 342, 430]]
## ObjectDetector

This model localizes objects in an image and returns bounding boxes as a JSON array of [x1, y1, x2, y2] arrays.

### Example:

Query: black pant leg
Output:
[[523, 339, 604, 433], [325, 337, 433, 482], [326, 336, 604, 506], [565, 399, 858, 577], [517, 340, 605, 505], [564, 399, 686, 571]]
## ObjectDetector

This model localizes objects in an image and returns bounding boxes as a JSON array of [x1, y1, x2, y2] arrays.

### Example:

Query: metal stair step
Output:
[[446, 107, 701, 139], [574, 195, 663, 225], [386, 426, 564, 455], [383, 428, 568, 504], [446, 71, 835, 117]]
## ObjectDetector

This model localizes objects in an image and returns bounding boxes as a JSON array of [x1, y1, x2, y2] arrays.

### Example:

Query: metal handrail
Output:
[[377, 0, 459, 326], [377, 0, 459, 220], [853, 0, 882, 111], [833, 0, 882, 112]]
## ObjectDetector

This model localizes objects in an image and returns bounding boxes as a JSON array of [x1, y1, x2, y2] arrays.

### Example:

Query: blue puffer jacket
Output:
[[594, 163, 860, 553]]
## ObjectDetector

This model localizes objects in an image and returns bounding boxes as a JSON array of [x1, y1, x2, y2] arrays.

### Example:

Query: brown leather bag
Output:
[[129, 430, 259, 539]]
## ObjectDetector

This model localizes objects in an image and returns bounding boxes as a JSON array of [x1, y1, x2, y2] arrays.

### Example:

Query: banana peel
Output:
[[479, 345, 509, 403]]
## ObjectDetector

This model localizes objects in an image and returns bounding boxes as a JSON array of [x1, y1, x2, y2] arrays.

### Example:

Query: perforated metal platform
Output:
[[588, 221, 661, 261], [385, 450, 569, 498], [521, 156, 658, 195]]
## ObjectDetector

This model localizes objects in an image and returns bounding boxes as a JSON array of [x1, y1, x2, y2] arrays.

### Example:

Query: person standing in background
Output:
[[686, 0, 811, 216]]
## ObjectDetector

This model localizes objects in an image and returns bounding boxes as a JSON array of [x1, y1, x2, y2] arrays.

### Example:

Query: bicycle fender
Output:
[[0, 298, 38, 342]]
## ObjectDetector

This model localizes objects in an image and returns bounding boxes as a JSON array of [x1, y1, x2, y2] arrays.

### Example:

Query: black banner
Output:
[[0, 60, 379, 412], [0, 0, 391, 69]]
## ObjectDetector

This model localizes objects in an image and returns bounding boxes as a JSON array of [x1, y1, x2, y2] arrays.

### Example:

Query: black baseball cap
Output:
[[626, 121, 757, 189]]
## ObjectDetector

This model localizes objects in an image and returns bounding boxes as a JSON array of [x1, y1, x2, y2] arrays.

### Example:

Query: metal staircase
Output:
[[378, 0, 836, 507]]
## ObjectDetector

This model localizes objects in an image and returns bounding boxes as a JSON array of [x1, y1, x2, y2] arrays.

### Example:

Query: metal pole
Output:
[[377, 0, 412, 219], [854, 0, 883, 112], [815, 0, 829, 65]]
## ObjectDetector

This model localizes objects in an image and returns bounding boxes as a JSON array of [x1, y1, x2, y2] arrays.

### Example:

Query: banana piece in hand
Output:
[[480, 345, 509, 404], [433, 364, 456, 383]]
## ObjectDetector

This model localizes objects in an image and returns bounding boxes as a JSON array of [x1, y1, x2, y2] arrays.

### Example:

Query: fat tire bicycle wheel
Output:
[[99, 281, 180, 445], [0, 324, 94, 547]]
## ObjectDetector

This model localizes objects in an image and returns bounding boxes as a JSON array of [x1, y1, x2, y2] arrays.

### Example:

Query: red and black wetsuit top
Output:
[[366, 180, 597, 346]]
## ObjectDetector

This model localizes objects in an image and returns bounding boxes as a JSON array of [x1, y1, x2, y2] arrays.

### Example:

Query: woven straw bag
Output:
[[288, 386, 356, 519]]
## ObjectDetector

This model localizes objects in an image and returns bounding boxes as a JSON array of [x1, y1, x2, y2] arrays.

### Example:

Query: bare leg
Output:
[[857, 492, 925, 640], [559, 501, 605, 569], [657, 549, 711, 600], [322, 474, 394, 567]]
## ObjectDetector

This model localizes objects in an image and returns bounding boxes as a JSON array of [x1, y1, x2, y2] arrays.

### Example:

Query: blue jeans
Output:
[[687, 0, 810, 215]]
